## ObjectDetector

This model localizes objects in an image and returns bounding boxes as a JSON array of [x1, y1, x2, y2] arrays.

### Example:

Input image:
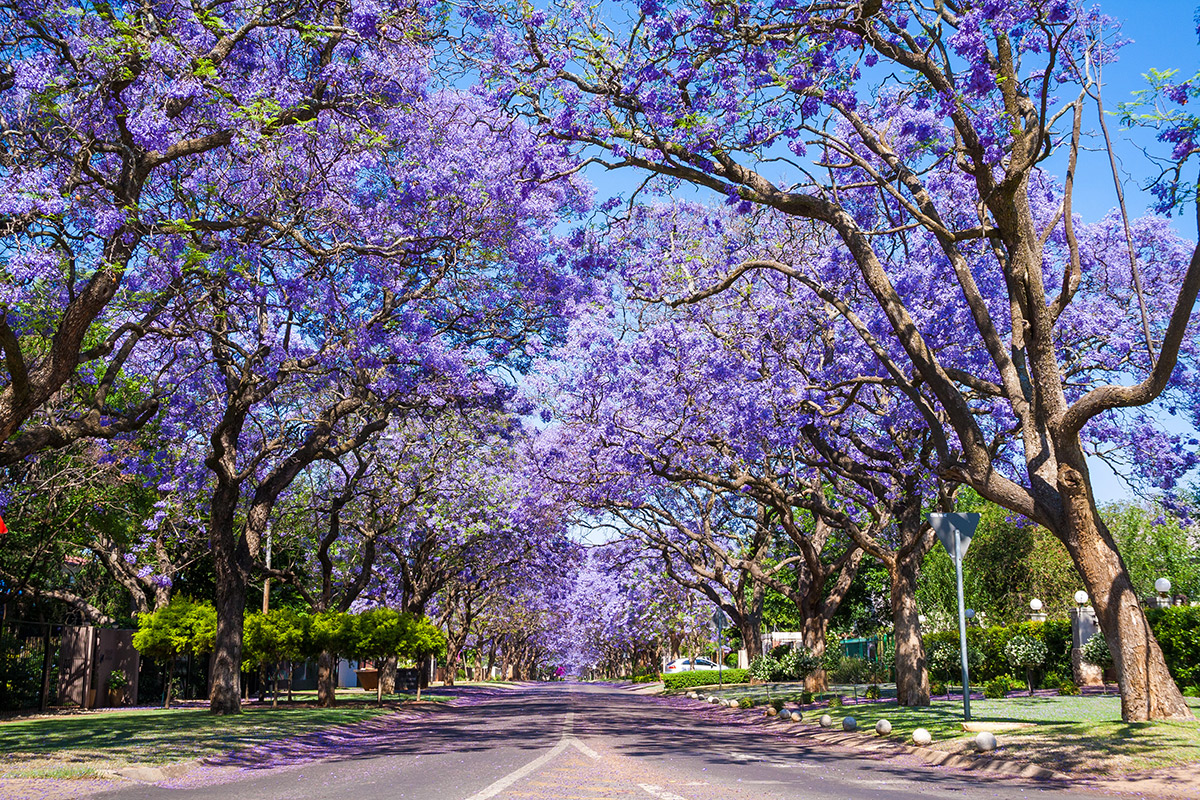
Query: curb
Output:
[[685, 695, 1071, 782]]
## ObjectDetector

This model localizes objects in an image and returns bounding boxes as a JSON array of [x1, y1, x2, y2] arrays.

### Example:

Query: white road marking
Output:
[[460, 708, 599, 799], [638, 784, 692, 800], [461, 740, 572, 800], [568, 737, 602, 760]]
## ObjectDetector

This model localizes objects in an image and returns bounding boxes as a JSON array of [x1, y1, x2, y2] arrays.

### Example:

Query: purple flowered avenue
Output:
[[490, 0, 1200, 722]]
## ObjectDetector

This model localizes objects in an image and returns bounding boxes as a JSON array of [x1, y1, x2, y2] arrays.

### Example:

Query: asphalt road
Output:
[[102, 682, 1118, 800]]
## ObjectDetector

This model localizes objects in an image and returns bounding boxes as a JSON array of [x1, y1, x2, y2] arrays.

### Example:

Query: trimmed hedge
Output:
[[922, 612, 1200, 692], [922, 620, 1071, 684], [1147, 606, 1200, 690], [662, 668, 750, 691]]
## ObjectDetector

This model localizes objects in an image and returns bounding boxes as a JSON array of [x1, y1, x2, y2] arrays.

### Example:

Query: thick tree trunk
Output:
[[1057, 449, 1192, 721], [801, 615, 828, 691], [317, 651, 337, 707], [209, 489, 249, 715], [890, 554, 930, 707]]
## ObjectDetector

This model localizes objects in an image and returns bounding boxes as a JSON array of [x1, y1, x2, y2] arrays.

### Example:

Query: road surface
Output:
[[104, 682, 1118, 800]]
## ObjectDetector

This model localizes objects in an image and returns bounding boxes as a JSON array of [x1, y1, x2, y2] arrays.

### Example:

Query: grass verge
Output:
[[0, 704, 394, 779], [701, 686, 1200, 775]]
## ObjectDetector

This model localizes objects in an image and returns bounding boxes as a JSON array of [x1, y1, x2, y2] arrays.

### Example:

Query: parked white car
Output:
[[664, 657, 722, 673]]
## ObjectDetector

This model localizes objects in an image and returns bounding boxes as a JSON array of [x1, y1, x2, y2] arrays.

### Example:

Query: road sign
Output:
[[930, 513, 978, 561], [713, 609, 727, 629]]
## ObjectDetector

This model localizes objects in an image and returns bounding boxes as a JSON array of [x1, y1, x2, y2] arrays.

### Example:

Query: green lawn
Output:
[[700, 686, 1200, 775], [0, 704, 395, 779]]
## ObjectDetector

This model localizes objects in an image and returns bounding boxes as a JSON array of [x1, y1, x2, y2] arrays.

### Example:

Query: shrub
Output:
[[1147, 607, 1200, 689], [800, 690, 815, 704], [1081, 633, 1113, 669], [631, 674, 659, 684], [1004, 634, 1048, 694], [738, 697, 755, 709], [662, 669, 750, 692], [1182, 685, 1200, 698], [770, 697, 785, 711], [827, 694, 844, 708], [930, 680, 948, 696], [983, 677, 1010, 699], [1039, 671, 1063, 690], [864, 684, 881, 700], [1056, 678, 1081, 696], [750, 646, 819, 683], [830, 656, 871, 684]]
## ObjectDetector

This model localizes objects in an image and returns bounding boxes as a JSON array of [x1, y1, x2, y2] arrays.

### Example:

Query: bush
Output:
[[864, 684, 881, 700], [662, 669, 750, 692], [924, 621, 1072, 684], [830, 656, 871, 684], [770, 697, 785, 711], [800, 690, 815, 704], [827, 694, 843, 708], [1004, 635, 1048, 670], [738, 697, 755, 709], [749, 646, 819, 683], [1182, 685, 1200, 698], [1056, 678, 1081, 696], [1081, 633, 1113, 669], [983, 677, 1010, 699], [1147, 607, 1200, 689], [631, 674, 659, 684], [930, 680, 947, 696]]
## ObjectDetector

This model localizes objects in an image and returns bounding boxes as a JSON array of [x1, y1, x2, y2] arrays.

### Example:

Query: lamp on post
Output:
[[1074, 590, 1089, 608], [1155, 577, 1172, 608], [1029, 598, 1045, 622]]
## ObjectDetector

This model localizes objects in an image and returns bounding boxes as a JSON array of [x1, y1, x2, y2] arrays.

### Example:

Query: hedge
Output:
[[922, 612, 1200, 691], [1147, 606, 1200, 689], [662, 668, 750, 691], [922, 620, 1071, 684]]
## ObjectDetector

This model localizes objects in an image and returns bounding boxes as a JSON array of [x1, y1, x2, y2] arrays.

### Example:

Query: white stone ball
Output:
[[819, 714, 833, 728], [842, 716, 858, 732], [975, 731, 998, 752], [726, 699, 739, 708], [766, 706, 778, 716], [912, 728, 932, 746], [875, 719, 892, 736], [710, 696, 722, 704], [789, 711, 802, 722]]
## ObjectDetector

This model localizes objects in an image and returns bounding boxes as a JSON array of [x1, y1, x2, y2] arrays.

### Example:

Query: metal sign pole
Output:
[[954, 530, 971, 721], [929, 512, 979, 723]]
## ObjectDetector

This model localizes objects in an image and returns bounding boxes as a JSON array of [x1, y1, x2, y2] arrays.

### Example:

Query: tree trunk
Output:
[[801, 615, 828, 691], [164, 659, 174, 709], [1057, 449, 1192, 721], [379, 656, 397, 695], [891, 554, 930, 707], [444, 648, 458, 687], [209, 486, 249, 715], [317, 651, 337, 707]]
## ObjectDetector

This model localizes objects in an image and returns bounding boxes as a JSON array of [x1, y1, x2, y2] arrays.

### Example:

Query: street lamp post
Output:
[[1029, 598, 1045, 622], [1156, 577, 1172, 608], [929, 512, 979, 722]]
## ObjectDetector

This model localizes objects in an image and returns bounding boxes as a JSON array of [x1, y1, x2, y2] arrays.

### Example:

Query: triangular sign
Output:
[[929, 512, 979, 562], [0, 513, 7, 534]]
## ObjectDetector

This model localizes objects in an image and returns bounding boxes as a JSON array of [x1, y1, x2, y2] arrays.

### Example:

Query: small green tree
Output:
[[352, 609, 409, 705], [1004, 634, 1048, 695], [400, 615, 447, 702], [243, 609, 311, 706], [132, 597, 217, 708]]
